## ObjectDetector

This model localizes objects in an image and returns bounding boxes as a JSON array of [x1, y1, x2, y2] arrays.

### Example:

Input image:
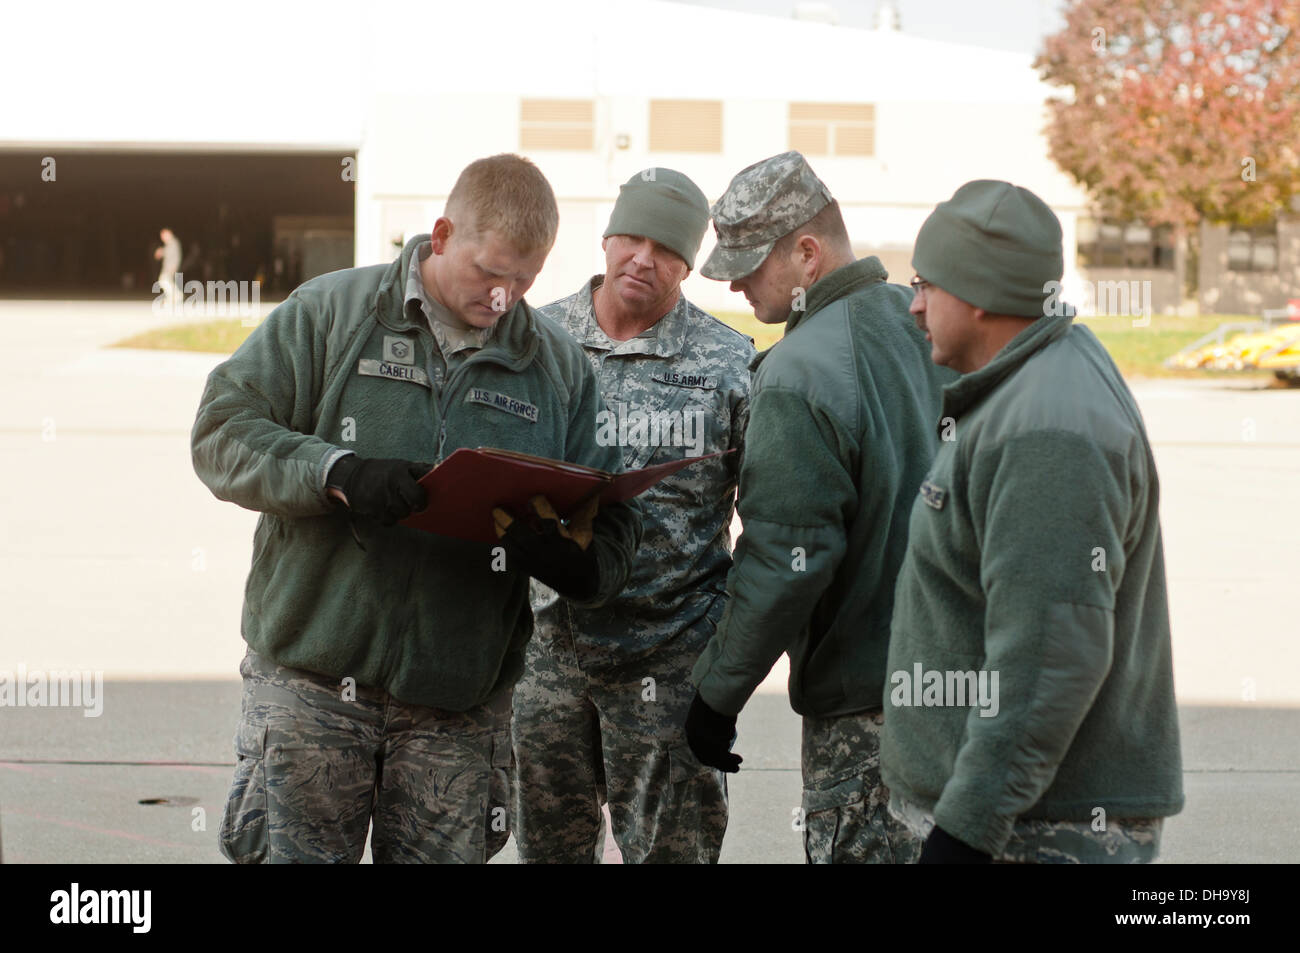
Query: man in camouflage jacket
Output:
[[511, 168, 754, 863]]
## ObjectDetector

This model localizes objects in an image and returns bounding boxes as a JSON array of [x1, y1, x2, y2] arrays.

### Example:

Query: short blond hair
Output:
[[445, 154, 559, 253]]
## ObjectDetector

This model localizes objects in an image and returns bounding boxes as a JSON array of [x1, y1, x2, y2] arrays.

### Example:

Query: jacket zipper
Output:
[[436, 348, 525, 463]]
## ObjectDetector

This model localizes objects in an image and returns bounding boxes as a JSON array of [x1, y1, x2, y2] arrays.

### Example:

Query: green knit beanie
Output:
[[604, 168, 710, 270], [912, 180, 1063, 318]]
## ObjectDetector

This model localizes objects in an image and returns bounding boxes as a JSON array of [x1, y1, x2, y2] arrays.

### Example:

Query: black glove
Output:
[[918, 826, 992, 864], [327, 455, 431, 526], [492, 495, 601, 601], [684, 692, 742, 773]]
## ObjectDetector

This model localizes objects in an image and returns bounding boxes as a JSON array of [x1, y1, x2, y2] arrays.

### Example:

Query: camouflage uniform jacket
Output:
[[534, 276, 754, 666], [191, 236, 642, 710]]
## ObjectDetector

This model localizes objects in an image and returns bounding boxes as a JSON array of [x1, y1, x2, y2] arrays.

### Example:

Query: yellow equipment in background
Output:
[[1166, 305, 1300, 382]]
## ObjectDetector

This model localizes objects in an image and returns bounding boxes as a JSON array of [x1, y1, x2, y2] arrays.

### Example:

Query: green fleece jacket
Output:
[[692, 257, 953, 717], [880, 311, 1184, 856], [191, 235, 641, 710]]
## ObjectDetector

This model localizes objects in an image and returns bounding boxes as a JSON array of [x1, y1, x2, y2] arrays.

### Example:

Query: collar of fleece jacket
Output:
[[749, 256, 891, 375], [785, 255, 889, 336], [937, 310, 1074, 433]]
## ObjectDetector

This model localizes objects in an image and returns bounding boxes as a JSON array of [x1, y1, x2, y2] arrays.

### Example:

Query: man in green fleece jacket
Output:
[[684, 151, 953, 863], [191, 154, 641, 864], [880, 180, 1184, 863]]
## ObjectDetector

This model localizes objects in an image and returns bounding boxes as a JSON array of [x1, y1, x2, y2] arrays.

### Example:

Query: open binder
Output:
[[398, 446, 732, 543]]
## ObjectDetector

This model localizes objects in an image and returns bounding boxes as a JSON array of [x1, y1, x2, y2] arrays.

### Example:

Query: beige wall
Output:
[[354, 88, 1092, 316], [1199, 220, 1300, 316], [1078, 268, 1183, 316]]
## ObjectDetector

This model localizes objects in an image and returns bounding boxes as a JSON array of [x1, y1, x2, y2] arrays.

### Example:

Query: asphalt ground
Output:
[[1, 300, 1298, 863]]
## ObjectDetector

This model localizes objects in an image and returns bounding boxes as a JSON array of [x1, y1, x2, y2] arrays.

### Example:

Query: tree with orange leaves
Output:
[[1035, 0, 1300, 297]]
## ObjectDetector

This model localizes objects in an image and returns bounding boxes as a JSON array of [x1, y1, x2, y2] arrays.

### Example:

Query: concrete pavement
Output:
[[1, 299, 1298, 863]]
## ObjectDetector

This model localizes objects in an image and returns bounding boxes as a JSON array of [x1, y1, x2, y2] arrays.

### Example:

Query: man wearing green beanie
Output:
[[880, 179, 1184, 863], [511, 168, 755, 862], [685, 151, 953, 864]]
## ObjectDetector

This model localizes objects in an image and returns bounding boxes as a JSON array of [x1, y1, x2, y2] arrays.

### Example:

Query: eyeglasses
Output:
[[909, 276, 932, 296]]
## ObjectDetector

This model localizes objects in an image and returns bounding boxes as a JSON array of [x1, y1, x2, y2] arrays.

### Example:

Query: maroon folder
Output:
[[398, 447, 733, 543]]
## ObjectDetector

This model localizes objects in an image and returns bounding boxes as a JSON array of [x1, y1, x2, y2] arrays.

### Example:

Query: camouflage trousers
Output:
[[511, 616, 728, 864], [801, 708, 923, 864], [219, 649, 512, 864], [888, 795, 1164, 864]]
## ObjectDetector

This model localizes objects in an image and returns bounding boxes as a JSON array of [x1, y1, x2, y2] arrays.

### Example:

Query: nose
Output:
[[909, 292, 924, 317], [492, 281, 522, 311], [631, 240, 655, 269]]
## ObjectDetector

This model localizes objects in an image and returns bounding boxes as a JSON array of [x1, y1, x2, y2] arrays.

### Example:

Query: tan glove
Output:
[[492, 495, 598, 551], [492, 495, 602, 600]]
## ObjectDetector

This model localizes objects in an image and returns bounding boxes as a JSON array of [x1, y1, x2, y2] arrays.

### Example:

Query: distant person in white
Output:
[[154, 228, 182, 310]]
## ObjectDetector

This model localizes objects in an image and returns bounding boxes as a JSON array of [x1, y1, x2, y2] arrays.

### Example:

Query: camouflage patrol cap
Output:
[[700, 151, 834, 281]]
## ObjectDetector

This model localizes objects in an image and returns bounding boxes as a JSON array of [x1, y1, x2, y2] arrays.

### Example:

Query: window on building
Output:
[[648, 100, 723, 153], [788, 103, 875, 157], [1227, 223, 1278, 272], [1077, 219, 1175, 269], [520, 99, 595, 151]]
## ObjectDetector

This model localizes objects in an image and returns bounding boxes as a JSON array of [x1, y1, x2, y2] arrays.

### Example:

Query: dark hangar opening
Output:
[[0, 150, 355, 298]]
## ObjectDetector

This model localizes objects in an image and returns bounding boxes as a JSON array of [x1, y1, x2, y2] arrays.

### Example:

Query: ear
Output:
[[429, 217, 453, 255], [798, 234, 822, 281]]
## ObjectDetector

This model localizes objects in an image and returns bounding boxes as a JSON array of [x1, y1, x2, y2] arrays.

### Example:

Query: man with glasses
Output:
[[683, 151, 952, 863], [880, 180, 1183, 863]]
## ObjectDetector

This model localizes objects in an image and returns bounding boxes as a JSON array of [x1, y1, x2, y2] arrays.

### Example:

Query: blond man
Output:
[[192, 154, 642, 864]]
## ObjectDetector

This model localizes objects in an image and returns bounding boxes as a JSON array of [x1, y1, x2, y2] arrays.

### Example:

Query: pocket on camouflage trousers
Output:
[[219, 719, 269, 864], [802, 774, 866, 864]]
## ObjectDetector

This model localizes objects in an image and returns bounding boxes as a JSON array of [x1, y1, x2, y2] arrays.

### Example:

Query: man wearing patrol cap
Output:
[[880, 180, 1183, 863], [511, 168, 754, 863], [683, 151, 952, 863]]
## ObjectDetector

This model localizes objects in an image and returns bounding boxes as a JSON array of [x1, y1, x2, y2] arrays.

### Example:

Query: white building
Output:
[[352, 0, 1091, 313]]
